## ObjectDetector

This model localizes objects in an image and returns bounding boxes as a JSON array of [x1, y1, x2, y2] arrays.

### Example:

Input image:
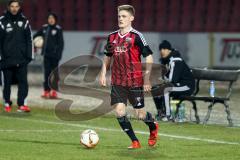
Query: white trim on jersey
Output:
[[56, 25, 61, 29], [0, 21, 4, 29], [24, 20, 29, 29], [108, 30, 119, 36], [1, 71, 4, 90], [29, 24, 34, 59], [132, 29, 148, 46], [168, 57, 182, 82], [117, 27, 133, 38]]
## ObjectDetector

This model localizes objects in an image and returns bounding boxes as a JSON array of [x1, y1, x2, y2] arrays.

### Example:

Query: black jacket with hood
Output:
[[0, 10, 33, 69], [161, 49, 195, 90], [33, 19, 64, 60]]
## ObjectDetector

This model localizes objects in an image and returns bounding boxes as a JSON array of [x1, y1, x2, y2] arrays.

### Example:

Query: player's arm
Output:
[[0, 20, 3, 58], [57, 27, 64, 59], [144, 54, 153, 91], [99, 37, 112, 86], [135, 34, 153, 92], [99, 56, 111, 86], [24, 20, 34, 61]]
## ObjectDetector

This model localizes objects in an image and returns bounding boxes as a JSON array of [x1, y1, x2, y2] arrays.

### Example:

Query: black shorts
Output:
[[111, 85, 144, 109]]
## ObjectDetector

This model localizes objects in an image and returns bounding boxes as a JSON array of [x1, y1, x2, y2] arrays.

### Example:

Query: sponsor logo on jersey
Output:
[[52, 30, 57, 35], [18, 21, 23, 27], [6, 23, 11, 27]]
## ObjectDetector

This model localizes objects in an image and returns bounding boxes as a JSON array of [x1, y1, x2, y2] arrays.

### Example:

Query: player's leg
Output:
[[134, 108, 159, 147], [42, 57, 51, 98], [15, 65, 30, 112], [129, 87, 158, 147], [1, 68, 13, 112], [111, 86, 140, 149], [115, 103, 139, 143], [49, 58, 59, 98]]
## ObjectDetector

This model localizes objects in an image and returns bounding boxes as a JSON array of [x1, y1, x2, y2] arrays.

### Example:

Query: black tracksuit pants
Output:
[[152, 84, 194, 117], [1, 65, 28, 106], [43, 56, 59, 91]]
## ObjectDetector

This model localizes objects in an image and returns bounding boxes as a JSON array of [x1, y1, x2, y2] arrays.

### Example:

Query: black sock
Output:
[[143, 112, 156, 131], [117, 116, 138, 142]]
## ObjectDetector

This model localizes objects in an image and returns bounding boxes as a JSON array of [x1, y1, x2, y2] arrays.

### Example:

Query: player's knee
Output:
[[136, 110, 146, 120], [115, 104, 126, 117]]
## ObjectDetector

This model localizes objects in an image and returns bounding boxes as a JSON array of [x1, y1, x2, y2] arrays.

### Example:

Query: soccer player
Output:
[[153, 40, 195, 121], [33, 13, 64, 99], [0, 0, 33, 112], [99, 5, 158, 149]]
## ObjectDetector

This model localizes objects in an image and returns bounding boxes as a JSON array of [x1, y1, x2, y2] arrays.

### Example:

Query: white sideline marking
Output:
[[0, 129, 82, 133], [0, 117, 239, 145]]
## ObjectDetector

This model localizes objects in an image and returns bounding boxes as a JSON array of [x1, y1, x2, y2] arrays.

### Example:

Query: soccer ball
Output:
[[33, 36, 44, 48], [80, 129, 99, 148]]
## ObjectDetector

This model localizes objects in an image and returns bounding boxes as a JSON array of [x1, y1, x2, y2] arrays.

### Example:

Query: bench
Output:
[[173, 68, 240, 126]]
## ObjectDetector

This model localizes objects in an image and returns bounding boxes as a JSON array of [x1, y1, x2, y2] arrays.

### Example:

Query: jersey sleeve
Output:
[[104, 36, 114, 57], [56, 28, 64, 59], [135, 34, 153, 57], [24, 20, 34, 60], [0, 19, 4, 57], [169, 60, 183, 83]]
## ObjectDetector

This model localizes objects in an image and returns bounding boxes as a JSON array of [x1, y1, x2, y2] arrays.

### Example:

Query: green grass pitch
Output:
[[0, 108, 240, 160]]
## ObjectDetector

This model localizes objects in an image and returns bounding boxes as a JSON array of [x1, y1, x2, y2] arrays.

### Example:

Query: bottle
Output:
[[170, 100, 179, 119], [178, 103, 185, 123], [209, 80, 215, 97]]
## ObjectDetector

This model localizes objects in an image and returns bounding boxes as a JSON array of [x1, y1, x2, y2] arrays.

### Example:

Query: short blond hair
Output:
[[118, 5, 135, 16]]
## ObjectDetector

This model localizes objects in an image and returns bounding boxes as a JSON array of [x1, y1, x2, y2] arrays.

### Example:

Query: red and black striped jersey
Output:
[[104, 28, 153, 87]]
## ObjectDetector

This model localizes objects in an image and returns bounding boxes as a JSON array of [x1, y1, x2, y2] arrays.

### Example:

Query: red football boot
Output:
[[41, 90, 50, 98], [128, 140, 141, 149], [50, 90, 58, 99], [148, 122, 159, 147], [17, 105, 31, 112], [4, 105, 12, 113]]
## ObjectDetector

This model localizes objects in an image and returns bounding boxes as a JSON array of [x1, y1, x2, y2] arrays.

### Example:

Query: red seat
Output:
[[48, 0, 62, 15], [168, 1, 181, 32], [117, 0, 130, 5], [103, 0, 116, 30], [0, 4, 5, 12], [217, 0, 231, 31], [142, 1, 154, 31], [154, 0, 168, 31], [75, 0, 89, 30], [205, 0, 219, 32], [193, 0, 206, 32]]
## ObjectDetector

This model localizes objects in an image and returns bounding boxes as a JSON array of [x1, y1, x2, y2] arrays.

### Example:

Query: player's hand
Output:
[[144, 79, 152, 92], [99, 74, 107, 87]]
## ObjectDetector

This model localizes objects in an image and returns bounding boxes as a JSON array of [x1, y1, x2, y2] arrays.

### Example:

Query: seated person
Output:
[[152, 40, 195, 121]]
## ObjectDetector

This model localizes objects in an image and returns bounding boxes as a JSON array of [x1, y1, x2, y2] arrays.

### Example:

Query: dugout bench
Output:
[[173, 68, 240, 126]]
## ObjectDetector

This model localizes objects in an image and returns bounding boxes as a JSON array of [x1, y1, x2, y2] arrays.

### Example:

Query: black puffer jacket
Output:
[[161, 49, 195, 90], [0, 10, 33, 69], [33, 24, 64, 60]]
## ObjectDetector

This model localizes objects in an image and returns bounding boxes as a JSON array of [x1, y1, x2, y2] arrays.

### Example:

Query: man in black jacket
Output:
[[0, 0, 33, 112], [152, 40, 195, 121], [33, 13, 64, 99]]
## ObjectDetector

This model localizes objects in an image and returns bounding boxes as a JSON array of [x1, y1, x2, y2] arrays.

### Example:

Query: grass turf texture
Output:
[[0, 108, 240, 160]]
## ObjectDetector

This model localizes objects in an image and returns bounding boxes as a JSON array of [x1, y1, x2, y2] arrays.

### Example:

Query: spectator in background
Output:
[[0, 0, 33, 112], [152, 40, 195, 121], [34, 13, 64, 99]]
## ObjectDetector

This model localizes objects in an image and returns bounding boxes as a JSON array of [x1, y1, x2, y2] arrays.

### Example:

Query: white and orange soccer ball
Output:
[[80, 129, 99, 148]]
